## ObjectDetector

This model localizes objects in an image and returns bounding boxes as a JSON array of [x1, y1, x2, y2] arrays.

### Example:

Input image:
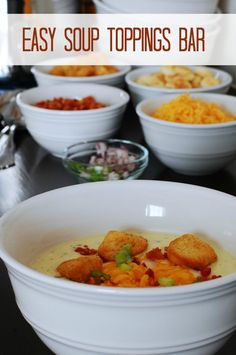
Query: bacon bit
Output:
[[34, 96, 106, 111], [132, 256, 141, 265], [75, 245, 97, 255], [145, 268, 155, 286], [146, 247, 166, 261], [89, 277, 102, 285], [211, 275, 222, 280], [88, 277, 97, 285], [200, 267, 211, 277], [196, 276, 208, 282], [145, 268, 154, 278], [149, 277, 156, 287]]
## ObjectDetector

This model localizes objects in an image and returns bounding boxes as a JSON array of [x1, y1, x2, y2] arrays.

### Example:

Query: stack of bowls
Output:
[[93, 1, 222, 66], [94, 0, 219, 13]]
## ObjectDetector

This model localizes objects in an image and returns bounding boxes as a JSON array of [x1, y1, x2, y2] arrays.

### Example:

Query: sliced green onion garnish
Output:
[[90, 271, 111, 280], [115, 244, 132, 266], [119, 263, 132, 271], [158, 277, 175, 287]]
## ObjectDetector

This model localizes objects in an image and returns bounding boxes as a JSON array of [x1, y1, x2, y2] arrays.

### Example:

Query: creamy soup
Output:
[[31, 231, 236, 281]]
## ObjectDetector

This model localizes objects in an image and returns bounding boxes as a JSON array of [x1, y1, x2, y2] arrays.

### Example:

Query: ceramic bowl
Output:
[[0, 181, 236, 355], [126, 66, 232, 106], [63, 139, 149, 182], [220, 0, 236, 13], [97, 0, 219, 13], [136, 93, 236, 175], [31, 65, 131, 89], [16, 83, 129, 157]]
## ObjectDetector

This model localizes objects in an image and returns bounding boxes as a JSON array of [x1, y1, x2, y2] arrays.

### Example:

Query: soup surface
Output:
[[31, 231, 236, 287]]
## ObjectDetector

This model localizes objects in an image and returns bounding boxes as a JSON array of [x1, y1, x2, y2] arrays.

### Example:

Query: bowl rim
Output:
[[63, 138, 149, 167], [0, 180, 236, 297], [93, 0, 128, 12], [16, 83, 130, 115], [125, 66, 233, 94], [95, 0, 220, 12], [136, 93, 236, 129], [31, 65, 132, 81]]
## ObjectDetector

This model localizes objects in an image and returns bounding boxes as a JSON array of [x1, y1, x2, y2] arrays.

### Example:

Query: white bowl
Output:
[[96, 0, 219, 13], [16, 83, 129, 157], [136, 93, 236, 175], [220, 66, 236, 89], [31, 65, 131, 89], [126, 66, 232, 106], [0, 180, 236, 355], [94, 0, 115, 13], [220, 0, 236, 13], [33, 0, 78, 13]]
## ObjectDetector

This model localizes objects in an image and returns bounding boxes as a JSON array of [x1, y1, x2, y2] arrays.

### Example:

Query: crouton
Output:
[[167, 234, 217, 270], [56, 255, 103, 283], [98, 231, 148, 261]]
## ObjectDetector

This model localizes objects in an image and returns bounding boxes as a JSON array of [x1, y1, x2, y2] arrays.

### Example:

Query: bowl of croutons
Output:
[[0, 180, 236, 355], [126, 66, 232, 106], [31, 64, 131, 89]]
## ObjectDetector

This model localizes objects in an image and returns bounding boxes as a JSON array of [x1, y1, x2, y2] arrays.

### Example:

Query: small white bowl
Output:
[[136, 93, 236, 175], [16, 83, 130, 157], [220, 66, 236, 89], [31, 65, 131, 89], [96, 0, 219, 13], [220, 0, 236, 13], [126, 66, 232, 106], [0, 180, 236, 355]]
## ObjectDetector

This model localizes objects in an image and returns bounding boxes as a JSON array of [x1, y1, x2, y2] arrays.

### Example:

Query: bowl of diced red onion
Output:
[[63, 139, 149, 182]]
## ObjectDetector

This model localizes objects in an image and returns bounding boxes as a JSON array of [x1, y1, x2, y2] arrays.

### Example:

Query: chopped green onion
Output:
[[90, 271, 111, 280], [158, 277, 175, 287], [115, 244, 132, 266], [119, 263, 132, 271]]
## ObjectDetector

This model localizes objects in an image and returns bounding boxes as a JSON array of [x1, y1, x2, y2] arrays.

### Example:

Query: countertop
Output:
[[1, 101, 236, 355]]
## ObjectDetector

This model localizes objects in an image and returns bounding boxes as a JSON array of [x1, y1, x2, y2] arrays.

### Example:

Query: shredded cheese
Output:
[[152, 94, 236, 124]]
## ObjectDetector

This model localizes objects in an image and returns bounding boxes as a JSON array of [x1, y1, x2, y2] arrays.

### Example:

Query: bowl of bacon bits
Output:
[[16, 84, 129, 157], [63, 139, 149, 182], [34, 96, 107, 111]]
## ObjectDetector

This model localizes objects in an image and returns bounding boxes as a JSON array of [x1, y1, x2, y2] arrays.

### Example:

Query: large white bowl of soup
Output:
[[0, 181, 236, 355]]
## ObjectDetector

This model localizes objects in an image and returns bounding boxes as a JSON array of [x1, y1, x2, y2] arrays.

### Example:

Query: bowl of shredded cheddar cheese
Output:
[[136, 93, 236, 175]]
